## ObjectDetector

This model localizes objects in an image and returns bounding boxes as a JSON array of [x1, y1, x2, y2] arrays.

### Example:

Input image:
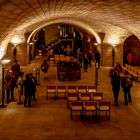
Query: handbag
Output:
[[126, 79, 133, 88], [41, 67, 48, 73]]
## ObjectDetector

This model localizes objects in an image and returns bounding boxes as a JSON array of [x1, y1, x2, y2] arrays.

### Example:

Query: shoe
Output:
[[115, 103, 118, 106]]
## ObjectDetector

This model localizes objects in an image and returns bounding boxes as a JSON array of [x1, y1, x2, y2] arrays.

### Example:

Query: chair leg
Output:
[[71, 110, 73, 120], [80, 110, 84, 119], [67, 100, 69, 108], [93, 110, 97, 118], [46, 92, 48, 100], [108, 110, 110, 120]]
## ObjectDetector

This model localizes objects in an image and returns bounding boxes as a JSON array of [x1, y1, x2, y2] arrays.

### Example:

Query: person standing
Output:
[[78, 52, 83, 68], [41, 60, 49, 78], [16, 72, 24, 104], [23, 74, 34, 107], [83, 54, 89, 72], [29, 73, 37, 101], [5, 76, 11, 103], [9, 71, 16, 101], [121, 70, 133, 105], [87, 52, 92, 67], [11, 60, 20, 82], [127, 49, 133, 65], [95, 51, 101, 68], [110, 69, 121, 106]]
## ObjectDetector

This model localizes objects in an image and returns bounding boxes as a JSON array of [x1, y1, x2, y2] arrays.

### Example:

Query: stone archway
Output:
[[123, 35, 140, 66]]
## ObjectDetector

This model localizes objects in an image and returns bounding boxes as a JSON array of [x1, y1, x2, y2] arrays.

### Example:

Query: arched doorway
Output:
[[123, 35, 140, 66]]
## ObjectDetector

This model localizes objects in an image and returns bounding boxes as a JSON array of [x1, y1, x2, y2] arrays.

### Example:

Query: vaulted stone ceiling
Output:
[[0, 0, 140, 59]]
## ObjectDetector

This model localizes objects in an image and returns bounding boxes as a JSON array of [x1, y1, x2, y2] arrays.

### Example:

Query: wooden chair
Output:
[[46, 85, 57, 100], [70, 101, 83, 120], [87, 85, 97, 93], [67, 92, 78, 108], [77, 85, 87, 93], [83, 101, 97, 118], [80, 92, 91, 101], [98, 100, 111, 119], [65, 56, 70, 62], [67, 85, 77, 93], [54, 55, 60, 63], [92, 92, 103, 101], [57, 85, 67, 99]]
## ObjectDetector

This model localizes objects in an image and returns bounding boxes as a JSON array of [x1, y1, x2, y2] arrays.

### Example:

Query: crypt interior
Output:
[[0, 0, 140, 140]]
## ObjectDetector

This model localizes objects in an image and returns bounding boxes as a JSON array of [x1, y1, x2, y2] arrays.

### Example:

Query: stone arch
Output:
[[26, 18, 101, 63], [123, 35, 140, 66]]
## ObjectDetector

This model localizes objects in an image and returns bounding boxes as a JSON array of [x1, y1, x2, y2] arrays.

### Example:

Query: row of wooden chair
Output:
[[70, 100, 111, 120], [67, 92, 103, 108], [54, 54, 71, 63], [46, 85, 97, 100], [123, 64, 140, 80]]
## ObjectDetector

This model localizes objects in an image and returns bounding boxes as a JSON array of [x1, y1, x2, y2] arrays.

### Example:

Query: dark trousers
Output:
[[79, 61, 82, 67], [24, 96, 32, 107], [6, 89, 10, 103], [11, 88, 14, 101], [84, 63, 88, 71], [96, 60, 100, 68], [32, 91, 36, 100], [113, 88, 119, 106], [123, 88, 132, 104]]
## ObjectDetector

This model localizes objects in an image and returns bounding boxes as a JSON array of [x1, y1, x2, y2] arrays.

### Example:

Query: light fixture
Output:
[[1, 59, 11, 64]]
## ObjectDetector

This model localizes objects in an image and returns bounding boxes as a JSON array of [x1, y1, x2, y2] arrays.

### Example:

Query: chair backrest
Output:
[[67, 92, 78, 98], [85, 101, 97, 106], [67, 85, 77, 93], [57, 85, 66, 90], [67, 85, 77, 89], [87, 85, 97, 93], [80, 92, 91, 101], [46, 85, 56, 91], [71, 101, 83, 106], [78, 85, 87, 90], [77, 85, 87, 92], [92, 92, 103, 101], [99, 100, 110, 107]]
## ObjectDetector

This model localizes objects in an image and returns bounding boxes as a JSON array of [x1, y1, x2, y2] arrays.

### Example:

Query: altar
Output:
[[57, 62, 81, 81]]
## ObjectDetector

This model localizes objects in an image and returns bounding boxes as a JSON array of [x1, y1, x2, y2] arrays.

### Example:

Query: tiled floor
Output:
[[0, 56, 140, 140]]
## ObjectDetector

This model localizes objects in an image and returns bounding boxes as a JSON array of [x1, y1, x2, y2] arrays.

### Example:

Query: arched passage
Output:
[[123, 35, 140, 66], [26, 19, 101, 63]]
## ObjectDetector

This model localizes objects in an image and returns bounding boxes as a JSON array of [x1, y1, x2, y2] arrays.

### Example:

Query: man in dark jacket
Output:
[[29, 73, 37, 101], [110, 69, 121, 106], [23, 74, 34, 107]]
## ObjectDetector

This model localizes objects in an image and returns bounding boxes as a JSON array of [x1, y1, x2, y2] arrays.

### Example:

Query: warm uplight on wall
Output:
[[10, 35, 22, 61], [1, 59, 11, 64], [94, 42, 98, 46], [29, 42, 33, 45], [10, 36, 22, 45], [108, 36, 119, 45], [0, 47, 5, 59]]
